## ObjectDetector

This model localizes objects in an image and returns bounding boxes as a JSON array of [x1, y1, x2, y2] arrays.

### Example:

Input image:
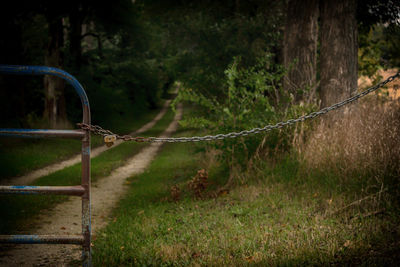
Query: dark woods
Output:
[[0, 0, 399, 130], [0, 0, 162, 130]]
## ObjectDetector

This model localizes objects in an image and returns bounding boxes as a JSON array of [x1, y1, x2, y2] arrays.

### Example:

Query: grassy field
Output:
[[92, 127, 400, 266], [0, 107, 176, 234], [0, 104, 165, 181]]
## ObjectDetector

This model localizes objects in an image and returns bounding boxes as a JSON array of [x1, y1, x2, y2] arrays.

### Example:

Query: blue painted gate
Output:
[[0, 65, 92, 266]]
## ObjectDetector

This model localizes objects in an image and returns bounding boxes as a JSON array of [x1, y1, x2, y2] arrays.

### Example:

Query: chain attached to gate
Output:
[[78, 72, 400, 145], [76, 124, 154, 146]]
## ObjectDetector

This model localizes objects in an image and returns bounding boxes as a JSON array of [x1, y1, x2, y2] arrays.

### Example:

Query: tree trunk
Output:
[[69, 4, 86, 71], [69, 10, 82, 71], [44, 15, 66, 128], [283, 0, 319, 102], [320, 0, 358, 107]]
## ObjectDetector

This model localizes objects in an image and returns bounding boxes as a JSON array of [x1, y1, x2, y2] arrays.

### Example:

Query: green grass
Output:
[[0, 107, 176, 234], [0, 104, 165, 181], [91, 129, 400, 266]]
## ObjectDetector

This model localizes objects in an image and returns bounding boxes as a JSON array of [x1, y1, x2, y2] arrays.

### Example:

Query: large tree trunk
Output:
[[69, 9, 83, 71], [320, 0, 358, 107], [69, 2, 89, 71], [44, 15, 66, 128], [283, 0, 319, 102]]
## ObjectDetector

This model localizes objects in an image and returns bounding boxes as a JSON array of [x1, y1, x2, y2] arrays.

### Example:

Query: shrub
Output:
[[173, 54, 316, 185]]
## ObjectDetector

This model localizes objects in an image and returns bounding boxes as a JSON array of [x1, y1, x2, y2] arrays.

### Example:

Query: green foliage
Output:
[[65, 2, 166, 130], [358, 25, 385, 77], [145, 0, 285, 99], [381, 24, 400, 68], [71, 57, 162, 130], [358, 23, 400, 87], [173, 55, 316, 176]]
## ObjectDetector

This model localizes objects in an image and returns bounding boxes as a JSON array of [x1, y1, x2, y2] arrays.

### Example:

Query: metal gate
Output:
[[0, 65, 91, 266]]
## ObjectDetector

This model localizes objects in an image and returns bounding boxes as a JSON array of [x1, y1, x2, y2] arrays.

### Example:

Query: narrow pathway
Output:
[[0, 104, 182, 266], [2, 99, 172, 186]]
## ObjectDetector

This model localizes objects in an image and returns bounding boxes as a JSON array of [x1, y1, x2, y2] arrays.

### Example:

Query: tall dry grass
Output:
[[301, 97, 400, 186]]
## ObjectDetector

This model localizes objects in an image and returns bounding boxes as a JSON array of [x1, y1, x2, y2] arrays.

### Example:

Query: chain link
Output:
[[78, 72, 400, 143]]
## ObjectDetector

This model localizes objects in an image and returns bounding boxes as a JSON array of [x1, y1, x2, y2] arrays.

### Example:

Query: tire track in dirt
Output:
[[0, 104, 182, 266], [2, 99, 172, 186]]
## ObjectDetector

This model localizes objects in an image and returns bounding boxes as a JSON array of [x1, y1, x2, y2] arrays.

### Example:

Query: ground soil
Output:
[[0, 104, 182, 266]]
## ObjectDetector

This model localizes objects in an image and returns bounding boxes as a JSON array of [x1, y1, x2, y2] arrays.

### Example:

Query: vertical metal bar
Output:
[[81, 99, 91, 266]]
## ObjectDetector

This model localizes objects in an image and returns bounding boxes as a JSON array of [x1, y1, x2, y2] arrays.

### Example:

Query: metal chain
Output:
[[78, 72, 400, 143]]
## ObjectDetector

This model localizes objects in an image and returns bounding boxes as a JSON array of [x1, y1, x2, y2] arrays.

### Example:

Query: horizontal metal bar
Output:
[[0, 129, 85, 139], [0, 185, 85, 196], [0, 235, 84, 244]]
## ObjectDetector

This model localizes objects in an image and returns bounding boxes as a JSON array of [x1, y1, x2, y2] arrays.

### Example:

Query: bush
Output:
[[173, 54, 316, 185]]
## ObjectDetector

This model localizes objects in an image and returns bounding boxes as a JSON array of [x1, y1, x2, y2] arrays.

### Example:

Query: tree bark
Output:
[[69, 2, 89, 71], [320, 0, 358, 107], [283, 0, 319, 102], [44, 15, 66, 128], [69, 9, 83, 71]]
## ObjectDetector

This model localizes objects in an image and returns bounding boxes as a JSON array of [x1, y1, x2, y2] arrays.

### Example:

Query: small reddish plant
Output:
[[188, 169, 209, 198]]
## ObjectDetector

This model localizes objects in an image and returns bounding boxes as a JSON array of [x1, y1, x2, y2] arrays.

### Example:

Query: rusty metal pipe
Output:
[[0, 129, 85, 139], [81, 98, 91, 266], [0, 185, 85, 196], [0, 235, 84, 244]]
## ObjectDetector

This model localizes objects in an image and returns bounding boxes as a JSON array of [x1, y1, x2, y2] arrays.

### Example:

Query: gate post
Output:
[[81, 98, 91, 266]]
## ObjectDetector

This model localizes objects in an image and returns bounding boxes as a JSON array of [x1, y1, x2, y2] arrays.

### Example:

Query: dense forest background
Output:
[[0, 0, 399, 131]]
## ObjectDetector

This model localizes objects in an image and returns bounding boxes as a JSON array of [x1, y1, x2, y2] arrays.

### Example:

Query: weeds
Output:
[[301, 97, 400, 194], [92, 105, 400, 265], [187, 169, 209, 199], [91, 80, 400, 266]]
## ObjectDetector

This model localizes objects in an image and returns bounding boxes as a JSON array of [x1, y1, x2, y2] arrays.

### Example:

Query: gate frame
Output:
[[0, 65, 91, 266]]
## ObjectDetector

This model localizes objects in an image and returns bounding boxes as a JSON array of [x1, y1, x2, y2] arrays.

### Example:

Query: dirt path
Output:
[[0, 104, 182, 266], [2, 99, 172, 186]]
